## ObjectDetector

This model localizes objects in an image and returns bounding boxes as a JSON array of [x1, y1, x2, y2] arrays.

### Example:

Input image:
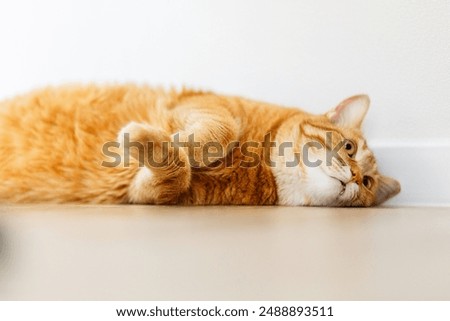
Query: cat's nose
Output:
[[351, 170, 362, 184]]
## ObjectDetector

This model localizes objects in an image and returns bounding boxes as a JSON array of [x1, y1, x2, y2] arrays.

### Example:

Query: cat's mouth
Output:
[[335, 179, 360, 203], [329, 176, 348, 196], [338, 180, 346, 196]]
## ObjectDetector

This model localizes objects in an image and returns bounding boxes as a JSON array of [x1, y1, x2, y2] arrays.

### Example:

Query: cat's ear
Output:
[[326, 94, 370, 128], [375, 176, 401, 205]]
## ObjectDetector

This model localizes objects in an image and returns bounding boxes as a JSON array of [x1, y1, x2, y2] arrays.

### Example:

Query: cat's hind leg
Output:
[[118, 122, 191, 204]]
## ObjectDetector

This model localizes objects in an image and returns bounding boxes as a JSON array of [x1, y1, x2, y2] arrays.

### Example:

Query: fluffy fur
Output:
[[0, 85, 400, 206]]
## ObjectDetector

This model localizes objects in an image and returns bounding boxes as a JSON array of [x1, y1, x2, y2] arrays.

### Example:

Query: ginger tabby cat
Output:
[[0, 85, 400, 206]]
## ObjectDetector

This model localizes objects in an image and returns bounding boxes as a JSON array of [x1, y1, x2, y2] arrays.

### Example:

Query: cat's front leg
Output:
[[171, 106, 241, 168], [118, 122, 191, 204]]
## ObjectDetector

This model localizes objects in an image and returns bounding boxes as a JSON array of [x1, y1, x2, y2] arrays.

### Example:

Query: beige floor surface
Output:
[[0, 205, 449, 300]]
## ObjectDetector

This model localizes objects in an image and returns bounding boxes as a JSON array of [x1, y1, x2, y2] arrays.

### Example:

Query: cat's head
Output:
[[273, 95, 401, 207]]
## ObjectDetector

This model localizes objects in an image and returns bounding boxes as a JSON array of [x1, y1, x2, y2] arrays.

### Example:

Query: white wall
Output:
[[0, 0, 449, 205]]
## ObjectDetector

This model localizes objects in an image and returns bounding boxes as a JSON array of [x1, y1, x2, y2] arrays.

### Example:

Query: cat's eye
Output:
[[363, 176, 373, 189], [343, 139, 357, 157]]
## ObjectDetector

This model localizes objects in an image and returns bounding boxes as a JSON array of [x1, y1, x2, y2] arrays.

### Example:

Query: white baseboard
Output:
[[371, 144, 450, 206]]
